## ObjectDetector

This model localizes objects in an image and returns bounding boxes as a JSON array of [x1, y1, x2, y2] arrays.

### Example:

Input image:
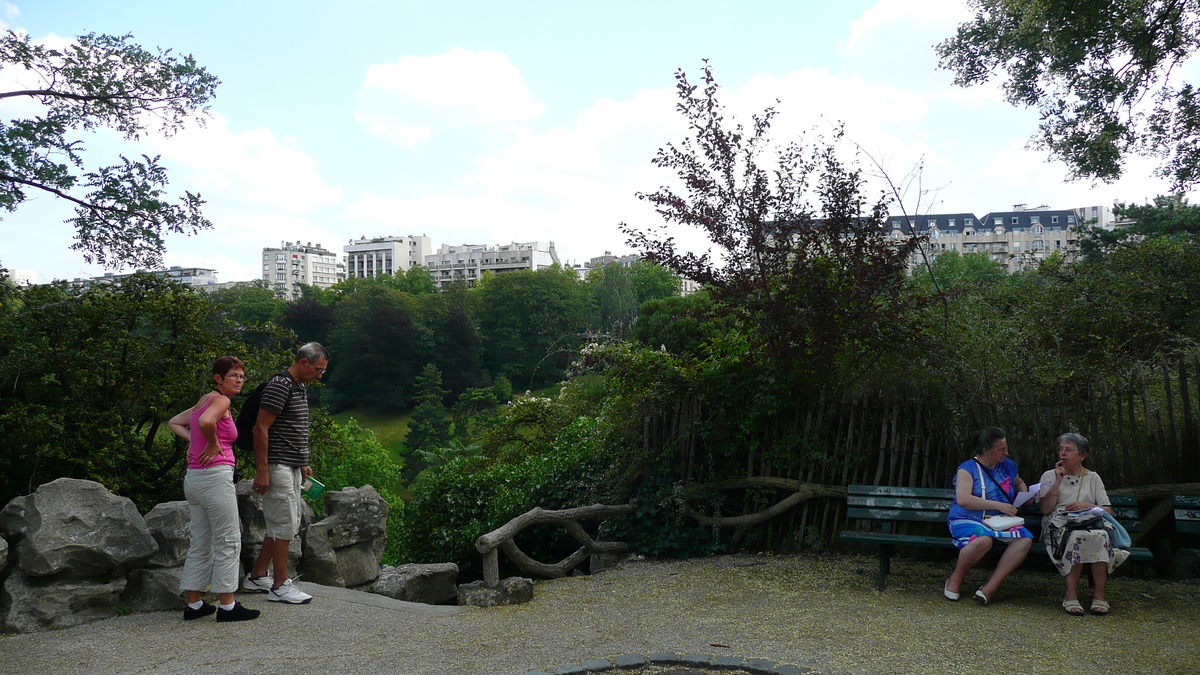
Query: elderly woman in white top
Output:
[[1036, 433, 1129, 616]]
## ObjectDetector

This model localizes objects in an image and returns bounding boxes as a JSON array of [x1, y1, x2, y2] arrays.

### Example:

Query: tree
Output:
[[629, 259, 681, 304], [0, 274, 291, 508], [622, 64, 920, 391], [325, 285, 433, 410], [586, 263, 638, 336], [280, 284, 337, 346], [937, 0, 1200, 190], [1078, 194, 1200, 259], [422, 283, 488, 397], [406, 364, 451, 454], [207, 280, 285, 326], [632, 290, 730, 356], [0, 31, 219, 268], [475, 267, 593, 388]]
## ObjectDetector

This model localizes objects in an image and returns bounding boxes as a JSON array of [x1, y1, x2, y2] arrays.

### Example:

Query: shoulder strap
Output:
[[972, 458, 1015, 505]]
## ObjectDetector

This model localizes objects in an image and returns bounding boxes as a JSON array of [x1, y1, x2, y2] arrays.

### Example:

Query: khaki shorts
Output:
[[262, 464, 303, 540]]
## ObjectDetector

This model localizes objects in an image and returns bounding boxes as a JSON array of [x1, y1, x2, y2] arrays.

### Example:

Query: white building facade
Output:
[[425, 241, 559, 289], [892, 205, 1082, 274], [262, 241, 343, 300], [344, 235, 432, 279]]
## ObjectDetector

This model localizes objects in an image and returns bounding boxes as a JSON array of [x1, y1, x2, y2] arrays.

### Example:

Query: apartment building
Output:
[[893, 205, 1082, 273], [73, 266, 222, 289], [262, 241, 343, 300], [344, 235, 432, 279], [425, 241, 559, 289]]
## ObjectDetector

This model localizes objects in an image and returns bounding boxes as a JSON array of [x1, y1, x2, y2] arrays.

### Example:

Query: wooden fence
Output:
[[647, 353, 1200, 550]]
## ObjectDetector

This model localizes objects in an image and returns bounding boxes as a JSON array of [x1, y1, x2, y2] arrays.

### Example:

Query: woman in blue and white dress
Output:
[[944, 427, 1033, 605]]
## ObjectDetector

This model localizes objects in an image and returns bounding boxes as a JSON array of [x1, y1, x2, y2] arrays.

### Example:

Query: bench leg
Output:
[[878, 546, 892, 591]]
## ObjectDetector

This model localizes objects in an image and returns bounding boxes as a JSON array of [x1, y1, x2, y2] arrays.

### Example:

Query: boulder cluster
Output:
[[0, 477, 481, 634]]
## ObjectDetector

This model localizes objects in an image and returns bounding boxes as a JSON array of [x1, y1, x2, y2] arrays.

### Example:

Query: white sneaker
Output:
[[243, 573, 274, 593], [267, 579, 312, 604]]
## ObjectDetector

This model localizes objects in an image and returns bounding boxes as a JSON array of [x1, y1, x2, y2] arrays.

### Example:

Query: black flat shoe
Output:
[[183, 603, 216, 621], [216, 602, 261, 622]]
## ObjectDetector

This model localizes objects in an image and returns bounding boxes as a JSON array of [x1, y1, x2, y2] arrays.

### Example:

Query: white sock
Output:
[[219, 602, 236, 611], [188, 601, 204, 610]]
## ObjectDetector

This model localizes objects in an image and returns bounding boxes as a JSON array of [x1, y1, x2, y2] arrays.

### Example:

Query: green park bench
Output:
[[839, 484, 1152, 591], [1173, 496, 1200, 538]]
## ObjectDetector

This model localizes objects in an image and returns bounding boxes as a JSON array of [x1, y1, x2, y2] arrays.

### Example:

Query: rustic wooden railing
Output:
[[475, 502, 637, 588]]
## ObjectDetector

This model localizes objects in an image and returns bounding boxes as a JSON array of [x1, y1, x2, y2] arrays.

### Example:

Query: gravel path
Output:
[[2, 552, 1197, 675]]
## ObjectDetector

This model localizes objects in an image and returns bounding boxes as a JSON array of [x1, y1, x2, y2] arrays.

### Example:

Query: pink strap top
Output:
[[187, 395, 238, 469]]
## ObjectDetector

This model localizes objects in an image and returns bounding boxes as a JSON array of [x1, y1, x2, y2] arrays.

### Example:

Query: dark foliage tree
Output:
[[937, 0, 1200, 190], [622, 64, 921, 392], [422, 283, 488, 397], [280, 284, 336, 346], [325, 285, 433, 410], [0, 31, 219, 268], [406, 363, 451, 454]]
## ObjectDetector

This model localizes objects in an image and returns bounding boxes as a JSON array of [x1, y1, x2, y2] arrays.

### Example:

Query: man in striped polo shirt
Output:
[[246, 342, 330, 604]]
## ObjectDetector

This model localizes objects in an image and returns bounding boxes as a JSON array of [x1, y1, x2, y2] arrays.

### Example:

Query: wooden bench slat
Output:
[[846, 507, 948, 523], [847, 496, 952, 510], [847, 485, 954, 498], [1174, 496, 1200, 508]]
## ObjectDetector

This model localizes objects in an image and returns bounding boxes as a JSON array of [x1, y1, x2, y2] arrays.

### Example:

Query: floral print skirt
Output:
[[1046, 528, 1130, 576]]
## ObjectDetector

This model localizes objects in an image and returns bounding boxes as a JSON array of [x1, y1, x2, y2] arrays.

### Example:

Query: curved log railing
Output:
[[475, 502, 637, 588], [682, 478, 847, 545]]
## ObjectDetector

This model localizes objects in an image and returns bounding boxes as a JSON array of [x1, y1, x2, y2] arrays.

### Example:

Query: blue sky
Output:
[[3, 0, 1196, 283]]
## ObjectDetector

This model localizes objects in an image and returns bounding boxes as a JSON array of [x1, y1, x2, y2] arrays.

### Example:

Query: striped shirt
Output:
[[260, 372, 310, 467]]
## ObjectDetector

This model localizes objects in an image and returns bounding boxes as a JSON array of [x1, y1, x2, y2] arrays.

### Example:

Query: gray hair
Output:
[[1057, 432, 1090, 456], [296, 342, 329, 363]]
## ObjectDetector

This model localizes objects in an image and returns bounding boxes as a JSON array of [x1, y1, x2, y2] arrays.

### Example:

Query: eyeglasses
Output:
[[223, 374, 247, 381]]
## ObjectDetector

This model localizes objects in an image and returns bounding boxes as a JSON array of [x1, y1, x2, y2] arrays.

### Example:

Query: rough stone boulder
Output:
[[372, 563, 459, 604], [236, 480, 310, 576], [122, 567, 186, 612], [142, 501, 190, 568], [0, 478, 157, 579], [1, 570, 126, 633], [457, 576, 534, 607], [299, 486, 388, 588], [0, 536, 7, 571]]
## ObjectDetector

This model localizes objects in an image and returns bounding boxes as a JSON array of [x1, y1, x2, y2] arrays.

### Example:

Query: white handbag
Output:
[[983, 515, 1025, 531]]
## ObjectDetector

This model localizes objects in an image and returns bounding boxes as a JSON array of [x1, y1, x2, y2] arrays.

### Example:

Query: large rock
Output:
[[298, 520, 342, 587], [297, 486, 388, 588], [322, 486, 388, 547], [122, 567, 184, 612], [456, 576, 534, 607], [0, 536, 7, 571], [336, 538, 386, 588], [142, 501, 190, 568], [0, 478, 157, 579], [372, 563, 459, 604], [0, 569, 126, 633]]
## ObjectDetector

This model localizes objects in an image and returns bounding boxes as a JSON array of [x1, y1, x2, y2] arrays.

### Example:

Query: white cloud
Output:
[[151, 113, 343, 213], [843, 0, 971, 50], [3, 4, 18, 22], [354, 48, 545, 145], [345, 85, 685, 263]]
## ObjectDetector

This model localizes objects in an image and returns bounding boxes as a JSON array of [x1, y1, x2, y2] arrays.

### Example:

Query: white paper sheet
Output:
[[1013, 482, 1041, 507]]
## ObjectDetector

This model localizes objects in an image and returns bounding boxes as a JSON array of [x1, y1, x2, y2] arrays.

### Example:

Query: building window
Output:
[[1051, 215, 1059, 224], [1032, 224, 1044, 235], [1011, 217, 1019, 225], [948, 219, 956, 227], [1030, 216, 1040, 225], [994, 217, 1003, 226]]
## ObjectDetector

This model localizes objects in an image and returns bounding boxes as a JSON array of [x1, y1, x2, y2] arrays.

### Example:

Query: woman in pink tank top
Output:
[[166, 356, 260, 623]]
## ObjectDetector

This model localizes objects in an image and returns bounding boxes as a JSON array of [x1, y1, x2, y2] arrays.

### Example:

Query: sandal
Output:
[[973, 588, 989, 605], [1062, 599, 1085, 616], [1090, 599, 1110, 616]]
